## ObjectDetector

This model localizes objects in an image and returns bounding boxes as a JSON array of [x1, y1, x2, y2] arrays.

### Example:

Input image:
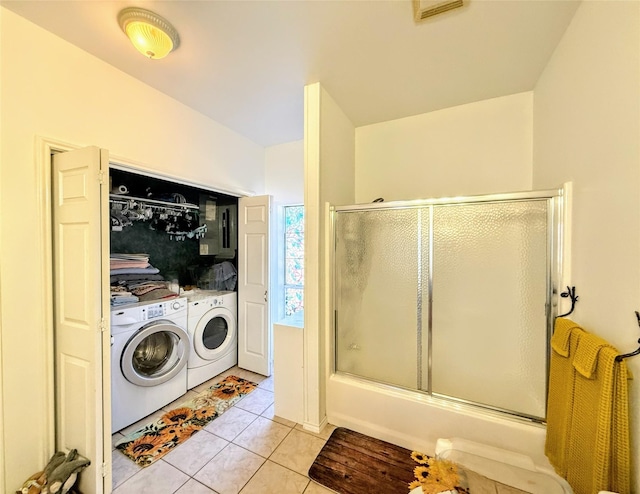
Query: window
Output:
[[284, 205, 304, 316]]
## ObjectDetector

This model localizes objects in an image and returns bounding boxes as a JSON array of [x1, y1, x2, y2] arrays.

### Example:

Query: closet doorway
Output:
[[44, 140, 272, 494]]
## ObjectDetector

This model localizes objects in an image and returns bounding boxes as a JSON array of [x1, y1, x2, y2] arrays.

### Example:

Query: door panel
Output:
[[53, 146, 109, 493], [238, 196, 271, 375]]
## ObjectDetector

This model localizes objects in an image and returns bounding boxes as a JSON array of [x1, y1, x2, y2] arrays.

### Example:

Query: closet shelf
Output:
[[109, 194, 199, 211]]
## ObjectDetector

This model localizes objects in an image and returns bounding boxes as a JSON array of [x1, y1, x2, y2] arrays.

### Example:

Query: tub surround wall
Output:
[[355, 92, 533, 203]]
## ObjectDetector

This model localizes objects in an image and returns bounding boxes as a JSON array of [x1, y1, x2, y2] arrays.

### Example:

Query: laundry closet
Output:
[[108, 166, 242, 433]]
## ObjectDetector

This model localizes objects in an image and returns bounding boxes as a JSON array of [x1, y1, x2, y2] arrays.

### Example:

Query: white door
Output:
[[238, 195, 271, 376], [52, 146, 110, 493]]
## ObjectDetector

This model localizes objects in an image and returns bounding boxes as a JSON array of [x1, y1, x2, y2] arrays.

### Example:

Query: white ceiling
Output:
[[2, 0, 580, 147]]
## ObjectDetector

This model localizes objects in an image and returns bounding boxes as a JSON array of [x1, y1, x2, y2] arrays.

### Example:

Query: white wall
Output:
[[265, 140, 304, 322], [0, 9, 265, 491], [533, 1, 640, 489], [304, 83, 355, 431], [265, 140, 304, 206], [355, 92, 533, 203]]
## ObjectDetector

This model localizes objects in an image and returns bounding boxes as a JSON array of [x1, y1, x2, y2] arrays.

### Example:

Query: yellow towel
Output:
[[545, 318, 584, 475], [545, 319, 632, 494]]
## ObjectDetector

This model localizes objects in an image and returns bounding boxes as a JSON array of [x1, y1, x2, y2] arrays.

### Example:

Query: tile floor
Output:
[[111, 366, 336, 494]]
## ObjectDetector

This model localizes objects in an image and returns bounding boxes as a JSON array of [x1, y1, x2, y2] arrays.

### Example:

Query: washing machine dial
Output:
[[171, 300, 182, 311]]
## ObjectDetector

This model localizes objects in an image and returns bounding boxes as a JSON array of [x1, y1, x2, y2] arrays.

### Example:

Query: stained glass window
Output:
[[284, 206, 304, 316]]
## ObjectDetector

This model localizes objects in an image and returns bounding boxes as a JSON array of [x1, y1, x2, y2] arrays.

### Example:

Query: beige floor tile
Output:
[[269, 429, 326, 476], [162, 390, 200, 411], [113, 460, 189, 494], [117, 409, 166, 437], [205, 406, 259, 441], [195, 443, 265, 494], [294, 423, 336, 441], [261, 404, 297, 428], [233, 416, 292, 458], [162, 429, 228, 476], [111, 450, 141, 489], [240, 460, 309, 494], [258, 375, 274, 392], [235, 389, 274, 415], [303, 481, 337, 494], [174, 479, 218, 493]]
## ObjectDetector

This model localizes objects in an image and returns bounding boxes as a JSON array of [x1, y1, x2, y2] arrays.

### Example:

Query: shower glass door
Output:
[[430, 200, 548, 419], [334, 208, 429, 390], [333, 192, 559, 421]]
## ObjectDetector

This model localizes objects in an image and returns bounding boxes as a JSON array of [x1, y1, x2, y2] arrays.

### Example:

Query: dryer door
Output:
[[121, 320, 189, 387], [194, 307, 236, 361]]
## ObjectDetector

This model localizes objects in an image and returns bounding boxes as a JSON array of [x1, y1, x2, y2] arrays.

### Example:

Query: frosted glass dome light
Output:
[[118, 7, 180, 60]]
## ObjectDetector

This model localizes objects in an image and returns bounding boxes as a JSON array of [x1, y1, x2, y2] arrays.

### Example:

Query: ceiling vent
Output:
[[413, 0, 464, 20]]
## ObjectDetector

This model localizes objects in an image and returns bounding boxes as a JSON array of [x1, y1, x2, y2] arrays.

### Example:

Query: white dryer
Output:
[[111, 297, 189, 433], [186, 291, 238, 389]]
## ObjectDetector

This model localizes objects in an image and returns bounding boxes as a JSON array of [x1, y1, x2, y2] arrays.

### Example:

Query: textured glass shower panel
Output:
[[335, 209, 422, 389], [431, 200, 548, 418]]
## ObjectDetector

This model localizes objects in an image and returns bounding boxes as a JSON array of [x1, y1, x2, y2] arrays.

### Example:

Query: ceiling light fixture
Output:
[[118, 7, 180, 59]]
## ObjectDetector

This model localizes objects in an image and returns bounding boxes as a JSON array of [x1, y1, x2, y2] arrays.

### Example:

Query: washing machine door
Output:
[[194, 307, 236, 361], [121, 320, 189, 387]]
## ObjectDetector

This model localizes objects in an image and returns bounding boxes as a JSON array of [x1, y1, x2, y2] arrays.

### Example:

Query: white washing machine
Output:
[[186, 291, 237, 389], [111, 297, 189, 433]]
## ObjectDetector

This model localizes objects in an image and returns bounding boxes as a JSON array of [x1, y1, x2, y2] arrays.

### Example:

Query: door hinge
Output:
[[98, 170, 105, 184], [264, 290, 268, 302], [99, 317, 108, 333], [101, 461, 110, 477]]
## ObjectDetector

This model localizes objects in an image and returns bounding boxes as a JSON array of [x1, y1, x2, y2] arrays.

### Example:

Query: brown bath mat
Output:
[[308, 427, 416, 494]]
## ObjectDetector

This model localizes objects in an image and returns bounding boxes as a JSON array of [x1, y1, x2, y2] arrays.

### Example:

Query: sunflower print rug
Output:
[[115, 375, 257, 467]]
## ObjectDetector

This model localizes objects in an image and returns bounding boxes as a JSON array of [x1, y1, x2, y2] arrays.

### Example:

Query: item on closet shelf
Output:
[[110, 266, 160, 276], [197, 261, 237, 291], [129, 281, 178, 302], [111, 184, 129, 195], [110, 291, 139, 306]]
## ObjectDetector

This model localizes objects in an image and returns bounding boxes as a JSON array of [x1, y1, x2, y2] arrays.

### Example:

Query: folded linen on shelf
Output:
[[110, 253, 150, 261], [110, 260, 151, 270], [129, 281, 170, 296], [111, 273, 165, 284], [110, 294, 139, 306], [110, 267, 160, 276], [137, 288, 177, 302]]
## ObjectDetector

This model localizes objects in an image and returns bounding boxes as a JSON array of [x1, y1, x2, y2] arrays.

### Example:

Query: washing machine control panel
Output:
[[146, 304, 165, 319], [142, 298, 187, 320], [112, 297, 187, 326]]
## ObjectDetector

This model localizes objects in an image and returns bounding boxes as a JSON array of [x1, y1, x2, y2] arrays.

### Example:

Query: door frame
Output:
[[36, 135, 81, 467]]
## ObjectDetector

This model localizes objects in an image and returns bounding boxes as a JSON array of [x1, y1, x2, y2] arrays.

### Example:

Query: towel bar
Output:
[[615, 311, 640, 361]]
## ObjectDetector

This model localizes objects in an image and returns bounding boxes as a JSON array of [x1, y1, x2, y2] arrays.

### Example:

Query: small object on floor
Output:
[[42, 449, 91, 494], [17, 450, 90, 494]]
